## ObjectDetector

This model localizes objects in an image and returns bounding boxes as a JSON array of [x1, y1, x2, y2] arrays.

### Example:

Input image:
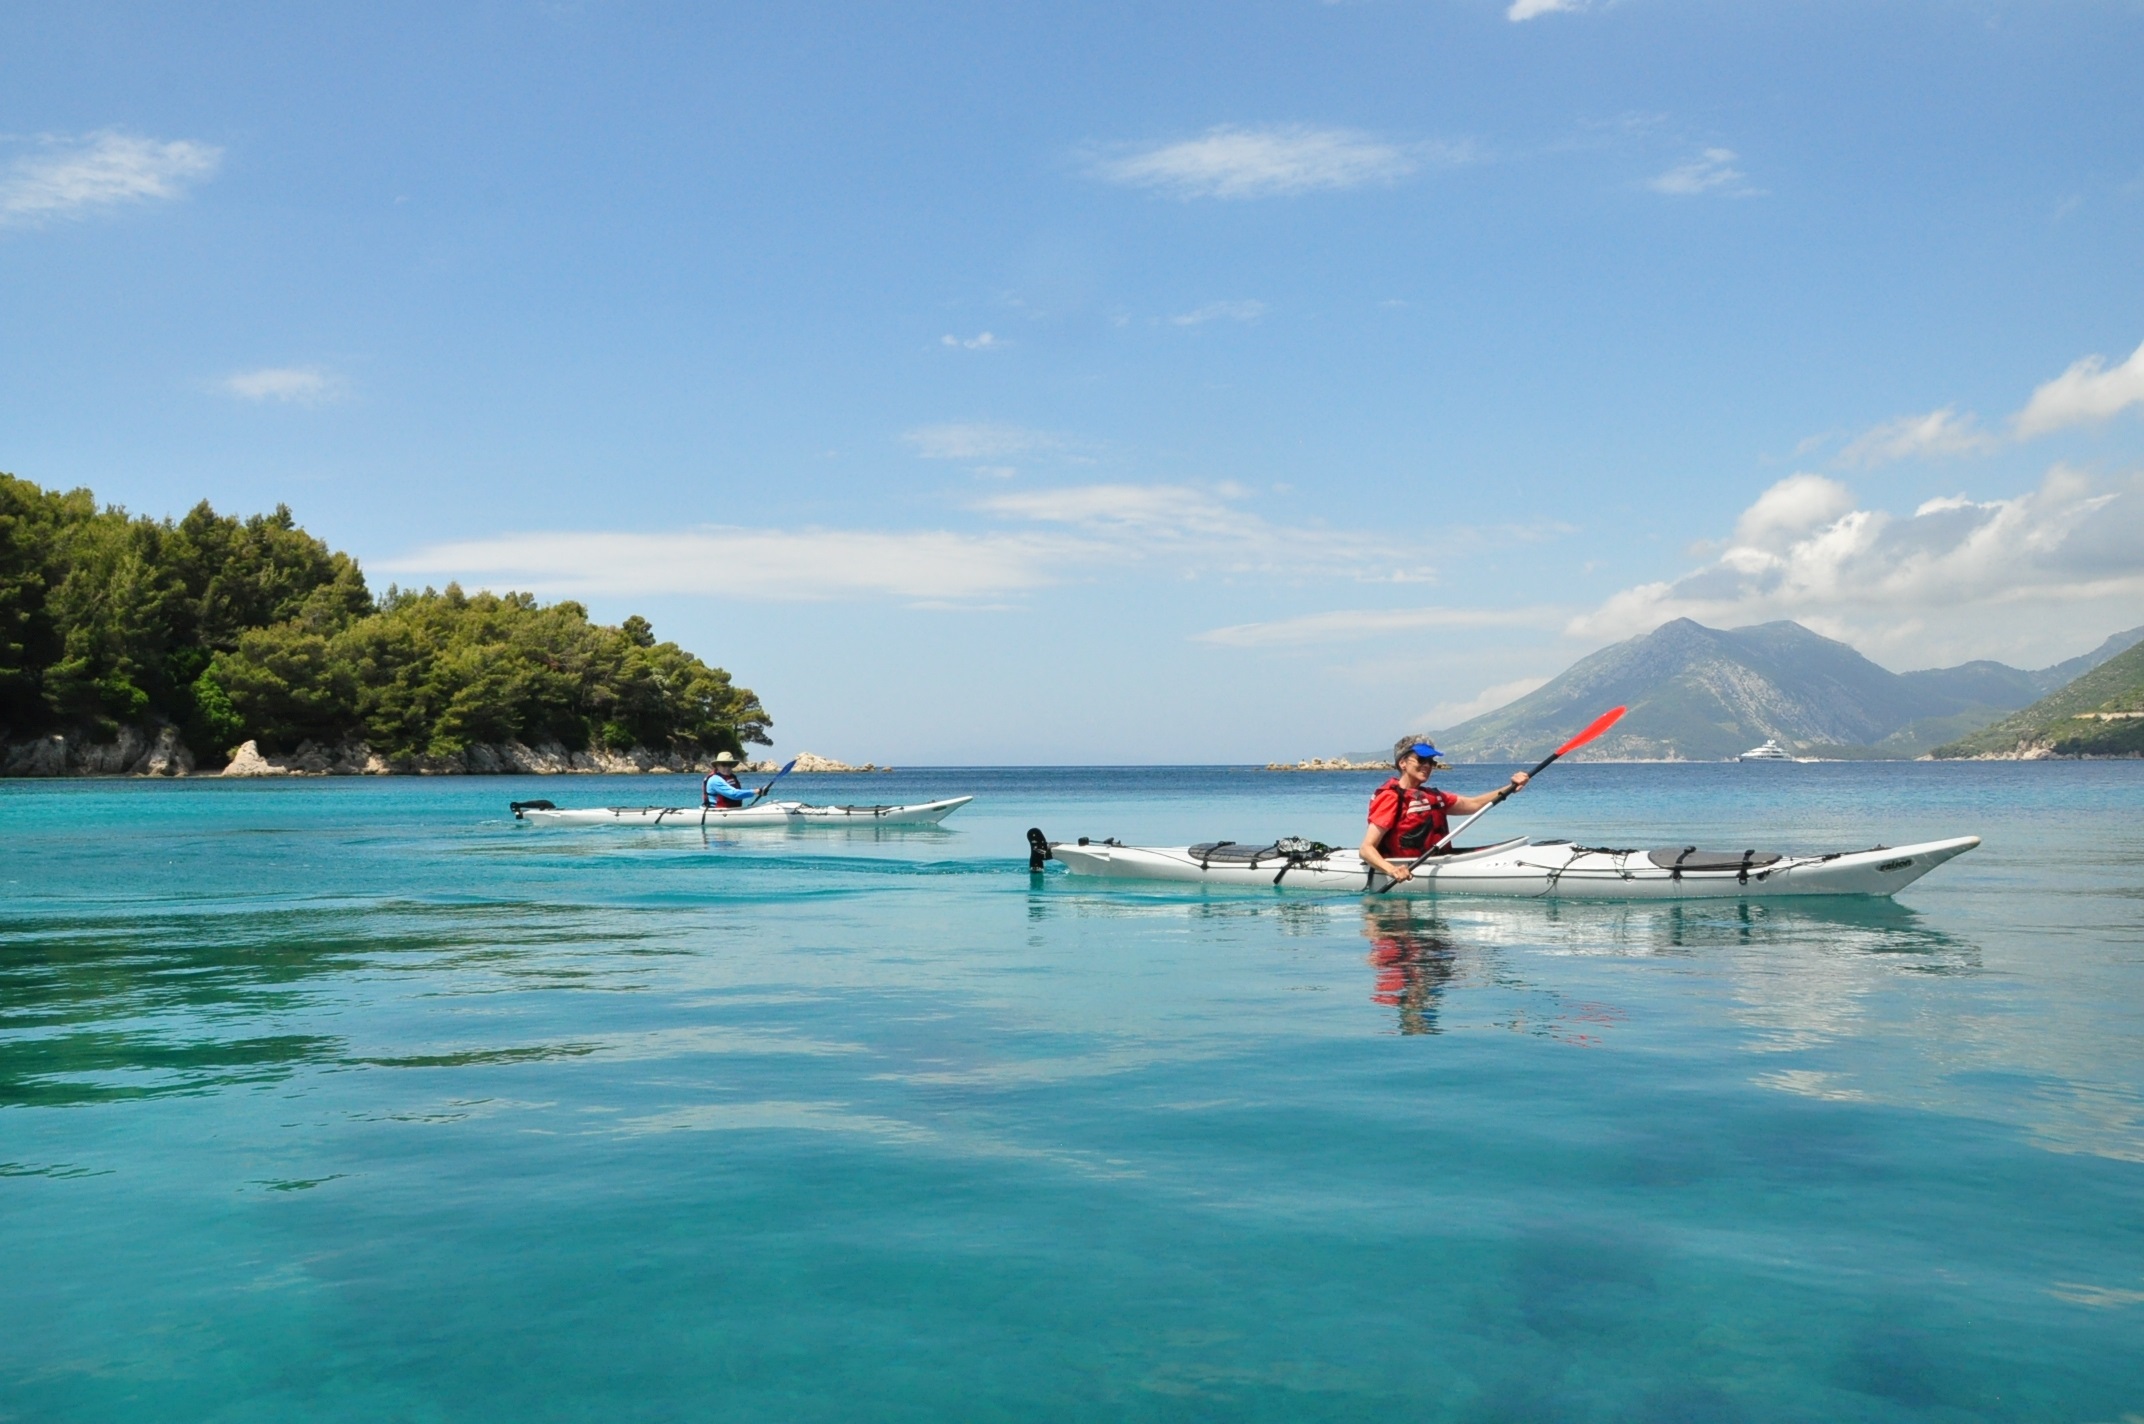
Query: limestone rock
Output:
[[129, 725, 195, 776], [4, 734, 70, 777], [6, 726, 749, 777], [782, 752, 891, 773], [2, 723, 197, 776], [221, 740, 289, 776]]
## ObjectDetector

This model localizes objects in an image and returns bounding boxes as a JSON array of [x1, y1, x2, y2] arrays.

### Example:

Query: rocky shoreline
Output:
[[1925, 741, 2142, 761], [1, 725, 890, 778], [1264, 757, 1388, 772]]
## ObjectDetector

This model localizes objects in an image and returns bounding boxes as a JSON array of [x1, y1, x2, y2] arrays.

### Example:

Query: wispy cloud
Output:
[[1420, 676, 1553, 730], [1570, 467, 2144, 665], [0, 130, 221, 227], [220, 366, 344, 405], [1822, 337, 2144, 462], [1837, 407, 1996, 467], [1170, 300, 1267, 326], [2015, 338, 2144, 436], [386, 527, 1079, 603], [1508, 0, 1586, 19], [387, 483, 1427, 606], [977, 482, 1432, 583], [941, 331, 1003, 350], [902, 422, 1063, 460], [1194, 606, 1559, 648], [1649, 147, 1758, 197], [1091, 125, 1458, 200]]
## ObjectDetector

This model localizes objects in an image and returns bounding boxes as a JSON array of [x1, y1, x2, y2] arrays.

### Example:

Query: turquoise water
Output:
[[4, 763, 2142, 1422]]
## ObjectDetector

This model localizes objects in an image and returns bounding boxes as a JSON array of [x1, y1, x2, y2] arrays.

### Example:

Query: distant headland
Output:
[[0, 473, 770, 777]]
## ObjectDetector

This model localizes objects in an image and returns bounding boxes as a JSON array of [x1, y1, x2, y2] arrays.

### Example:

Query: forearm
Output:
[[1358, 833, 1406, 879], [1450, 777, 1524, 815]]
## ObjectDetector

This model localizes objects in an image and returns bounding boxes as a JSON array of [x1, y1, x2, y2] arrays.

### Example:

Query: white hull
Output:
[[1736, 739, 1799, 762], [1044, 834, 1979, 900], [514, 796, 972, 828]]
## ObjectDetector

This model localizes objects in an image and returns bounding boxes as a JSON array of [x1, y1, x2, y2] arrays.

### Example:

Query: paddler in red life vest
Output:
[[702, 751, 748, 809], [1359, 736, 1529, 884]]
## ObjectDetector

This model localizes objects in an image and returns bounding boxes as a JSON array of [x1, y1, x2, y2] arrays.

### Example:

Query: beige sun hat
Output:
[[712, 750, 738, 765]]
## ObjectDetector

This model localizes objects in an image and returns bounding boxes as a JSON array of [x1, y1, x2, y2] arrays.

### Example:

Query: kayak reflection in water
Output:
[[1359, 735, 1530, 884], [702, 750, 747, 808], [1362, 904, 1456, 1036]]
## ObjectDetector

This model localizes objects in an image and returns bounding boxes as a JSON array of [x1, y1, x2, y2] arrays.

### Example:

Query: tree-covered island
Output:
[[1, 473, 770, 774]]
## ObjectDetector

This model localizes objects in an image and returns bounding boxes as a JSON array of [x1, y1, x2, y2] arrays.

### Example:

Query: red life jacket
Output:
[[705, 772, 745, 808], [1370, 778, 1454, 858]]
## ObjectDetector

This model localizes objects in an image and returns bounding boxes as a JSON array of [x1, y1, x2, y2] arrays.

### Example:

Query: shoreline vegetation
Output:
[[1, 474, 771, 777], [1927, 637, 2144, 760]]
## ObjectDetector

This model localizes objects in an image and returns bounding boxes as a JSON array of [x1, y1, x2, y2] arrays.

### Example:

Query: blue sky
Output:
[[5, 1, 2143, 762]]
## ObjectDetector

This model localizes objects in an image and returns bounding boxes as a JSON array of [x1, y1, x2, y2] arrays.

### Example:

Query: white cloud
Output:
[[0, 130, 221, 226], [1729, 473, 1856, 550], [220, 367, 344, 405], [2015, 339, 2144, 437], [1092, 125, 1448, 200], [386, 527, 1080, 603], [1649, 147, 1756, 197], [1838, 407, 1997, 466], [388, 482, 1426, 605], [1171, 300, 1267, 326], [1194, 606, 1560, 648], [941, 331, 1002, 350], [1817, 338, 2144, 464], [902, 422, 1062, 460], [1570, 467, 2144, 666], [1509, 0, 1585, 18]]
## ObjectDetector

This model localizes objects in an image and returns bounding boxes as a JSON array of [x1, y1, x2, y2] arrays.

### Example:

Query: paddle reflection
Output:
[[1360, 904, 1457, 1035]]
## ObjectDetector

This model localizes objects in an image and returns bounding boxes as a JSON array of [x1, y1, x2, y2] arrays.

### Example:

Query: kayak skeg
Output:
[[512, 796, 972, 828], [1029, 830, 1980, 900]]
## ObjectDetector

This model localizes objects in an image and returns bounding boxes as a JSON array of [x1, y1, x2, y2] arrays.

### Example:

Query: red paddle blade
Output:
[[1555, 705, 1627, 758]]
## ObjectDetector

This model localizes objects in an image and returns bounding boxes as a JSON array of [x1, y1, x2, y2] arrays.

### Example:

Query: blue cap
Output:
[[1409, 741, 1441, 761]]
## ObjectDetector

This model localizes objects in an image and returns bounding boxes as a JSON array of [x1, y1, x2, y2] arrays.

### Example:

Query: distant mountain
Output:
[[2026, 625, 2144, 691], [1930, 638, 2144, 759], [1434, 619, 2144, 763]]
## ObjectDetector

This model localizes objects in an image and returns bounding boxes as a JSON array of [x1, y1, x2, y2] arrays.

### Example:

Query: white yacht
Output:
[[1736, 739, 1797, 762]]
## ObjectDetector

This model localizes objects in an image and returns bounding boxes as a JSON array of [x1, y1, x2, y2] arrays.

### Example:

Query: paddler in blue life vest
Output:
[[702, 751, 748, 809], [1360, 736, 1529, 883]]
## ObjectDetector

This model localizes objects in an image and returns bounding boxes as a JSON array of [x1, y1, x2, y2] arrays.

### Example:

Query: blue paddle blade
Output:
[[778, 759, 797, 774]]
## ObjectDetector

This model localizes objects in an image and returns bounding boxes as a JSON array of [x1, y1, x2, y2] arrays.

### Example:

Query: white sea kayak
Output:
[[1032, 831, 1980, 899], [512, 796, 972, 828]]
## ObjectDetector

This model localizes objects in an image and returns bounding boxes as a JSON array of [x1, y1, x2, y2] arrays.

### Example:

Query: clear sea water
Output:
[[3, 763, 2141, 1422]]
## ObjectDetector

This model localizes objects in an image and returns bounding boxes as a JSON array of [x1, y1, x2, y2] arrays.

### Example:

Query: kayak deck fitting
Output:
[[1027, 829, 1980, 899], [512, 796, 972, 828]]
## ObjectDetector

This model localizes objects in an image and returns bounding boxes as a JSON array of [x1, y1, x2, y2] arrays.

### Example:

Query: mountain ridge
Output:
[[1431, 619, 2144, 762], [1929, 639, 2144, 759]]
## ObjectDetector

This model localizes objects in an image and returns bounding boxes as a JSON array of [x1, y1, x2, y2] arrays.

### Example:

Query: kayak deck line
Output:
[[1028, 829, 1982, 900], [512, 795, 973, 828]]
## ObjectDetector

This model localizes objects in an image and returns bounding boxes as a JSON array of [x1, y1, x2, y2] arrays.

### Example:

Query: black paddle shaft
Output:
[[1494, 748, 1564, 802]]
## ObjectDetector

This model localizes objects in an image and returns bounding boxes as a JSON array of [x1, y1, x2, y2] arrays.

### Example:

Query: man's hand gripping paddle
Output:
[[750, 759, 799, 804], [1380, 705, 1626, 892]]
